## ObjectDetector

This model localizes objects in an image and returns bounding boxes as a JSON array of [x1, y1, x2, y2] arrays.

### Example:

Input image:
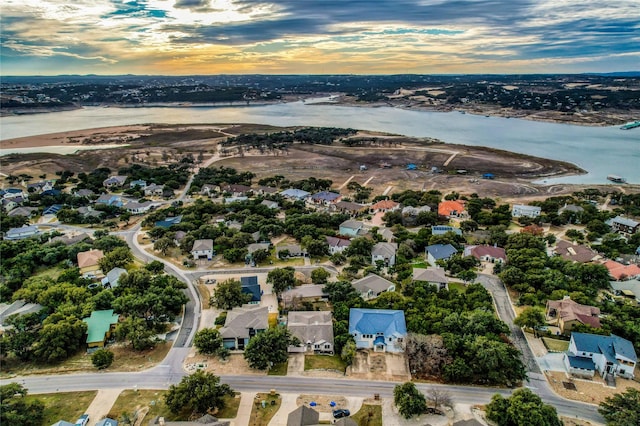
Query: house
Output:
[[126, 201, 156, 215], [74, 188, 95, 198], [438, 200, 467, 218], [326, 236, 351, 254], [339, 220, 365, 237], [425, 244, 457, 265], [43, 204, 63, 216], [103, 175, 127, 188], [257, 185, 279, 195], [95, 194, 124, 207], [0, 300, 44, 334], [545, 296, 601, 334], [191, 239, 214, 260], [349, 308, 407, 353], [610, 215, 640, 236], [49, 232, 92, 246], [41, 189, 61, 197], [401, 205, 431, 226], [77, 249, 105, 277], [51, 421, 76, 426], [558, 203, 584, 215], [376, 227, 395, 243], [554, 240, 600, 263], [280, 188, 310, 201], [370, 200, 400, 213], [95, 418, 118, 426], [564, 332, 636, 379], [351, 274, 396, 300], [282, 284, 327, 308], [413, 267, 448, 290], [4, 225, 40, 240], [246, 243, 271, 264], [83, 309, 120, 348], [144, 184, 165, 196], [219, 305, 269, 350], [332, 200, 366, 216], [7, 206, 37, 217], [371, 242, 398, 267], [432, 225, 462, 236], [287, 311, 334, 354], [77, 206, 104, 219], [260, 199, 279, 209], [287, 405, 319, 426], [240, 276, 262, 304], [222, 184, 252, 197], [148, 414, 229, 425], [464, 245, 507, 263], [277, 244, 307, 258], [129, 179, 147, 189], [154, 215, 183, 228], [512, 204, 541, 218], [2, 196, 23, 212], [200, 183, 217, 196], [101, 267, 127, 289], [309, 191, 341, 206], [610, 279, 640, 302], [26, 180, 55, 193], [603, 260, 640, 281], [225, 196, 249, 204]]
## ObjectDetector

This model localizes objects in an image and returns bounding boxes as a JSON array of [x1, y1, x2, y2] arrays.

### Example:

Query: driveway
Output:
[[537, 353, 567, 373], [84, 388, 123, 426]]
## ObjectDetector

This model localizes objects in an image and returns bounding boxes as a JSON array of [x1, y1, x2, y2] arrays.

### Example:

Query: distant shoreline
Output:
[[2, 95, 638, 127]]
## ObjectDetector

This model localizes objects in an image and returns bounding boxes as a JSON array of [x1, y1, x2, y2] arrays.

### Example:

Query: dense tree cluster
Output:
[[0, 383, 44, 426], [165, 371, 234, 417], [598, 388, 640, 426], [243, 327, 298, 370], [118, 163, 191, 191], [486, 388, 562, 426]]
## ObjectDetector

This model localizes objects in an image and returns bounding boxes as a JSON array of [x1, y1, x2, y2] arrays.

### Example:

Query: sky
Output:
[[1, 0, 639, 76]]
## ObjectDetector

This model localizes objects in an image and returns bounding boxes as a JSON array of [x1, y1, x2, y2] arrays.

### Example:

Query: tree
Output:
[[210, 279, 251, 310], [1, 383, 45, 426], [514, 307, 546, 337], [165, 370, 233, 417], [92, 348, 114, 369], [340, 339, 356, 366], [267, 267, 296, 296], [599, 388, 640, 426], [426, 388, 452, 410], [311, 268, 330, 284], [145, 260, 166, 274], [393, 382, 427, 419], [194, 328, 224, 356], [33, 315, 87, 363], [99, 246, 133, 271], [244, 327, 296, 370], [486, 388, 561, 426], [154, 237, 176, 255]]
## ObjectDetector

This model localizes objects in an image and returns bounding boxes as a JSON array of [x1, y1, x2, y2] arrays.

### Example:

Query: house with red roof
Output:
[[604, 260, 640, 281], [370, 199, 400, 213], [545, 296, 601, 335], [464, 245, 507, 263], [437, 200, 467, 218]]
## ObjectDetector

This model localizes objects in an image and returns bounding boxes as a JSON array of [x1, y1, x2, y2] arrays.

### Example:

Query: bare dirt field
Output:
[[545, 370, 640, 405]]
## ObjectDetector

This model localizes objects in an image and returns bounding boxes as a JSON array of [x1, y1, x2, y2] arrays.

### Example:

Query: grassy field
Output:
[[447, 282, 467, 293], [107, 390, 240, 423], [542, 337, 570, 352], [304, 355, 347, 372], [249, 393, 282, 426], [268, 361, 288, 376], [24, 391, 97, 426], [351, 404, 383, 426], [197, 283, 211, 309]]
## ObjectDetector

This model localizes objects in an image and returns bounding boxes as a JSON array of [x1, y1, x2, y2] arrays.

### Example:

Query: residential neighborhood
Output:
[[1, 139, 640, 426]]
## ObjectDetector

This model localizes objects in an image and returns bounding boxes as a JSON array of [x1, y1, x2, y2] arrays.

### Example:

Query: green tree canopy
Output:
[[393, 382, 427, 419], [267, 267, 296, 295], [194, 328, 224, 356], [244, 327, 297, 370], [514, 307, 546, 336], [92, 348, 114, 369], [486, 388, 561, 426], [210, 279, 251, 310], [0, 383, 44, 426], [165, 370, 234, 417], [598, 388, 640, 426], [99, 246, 133, 271]]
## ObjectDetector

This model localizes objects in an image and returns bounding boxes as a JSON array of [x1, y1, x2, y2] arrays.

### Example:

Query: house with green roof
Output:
[[83, 309, 120, 349]]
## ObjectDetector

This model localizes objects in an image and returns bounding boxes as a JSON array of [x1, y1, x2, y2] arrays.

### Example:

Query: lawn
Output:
[[542, 337, 570, 352], [268, 361, 288, 376], [411, 262, 429, 269], [447, 282, 467, 293], [24, 391, 97, 426], [249, 393, 282, 426], [108, 390, 240, 423], [351, 404, 383, 426], [304, 355, 346, 372]]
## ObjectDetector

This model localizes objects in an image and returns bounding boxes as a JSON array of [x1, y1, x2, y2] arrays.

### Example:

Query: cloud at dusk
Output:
[[1, 0, 638, 75]]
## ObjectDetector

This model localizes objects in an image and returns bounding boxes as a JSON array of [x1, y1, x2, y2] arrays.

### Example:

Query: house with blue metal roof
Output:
[[564, 332, 637, 379], [425, 244, 458, 265], [349, 308, 407, 353], [431, 225, 462, 236], [240, 276, 262, 304]]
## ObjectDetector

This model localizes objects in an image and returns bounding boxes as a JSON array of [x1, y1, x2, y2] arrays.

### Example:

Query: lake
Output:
[[1, 100, 638, 184]]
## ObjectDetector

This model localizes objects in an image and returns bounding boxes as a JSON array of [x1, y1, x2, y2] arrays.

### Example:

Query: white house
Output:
[[413, 267, 448, 290], [564, 332, 636, 379], [4, 225, 40, 240], [351, 274, 396, 300], [103, 175, 127, 188], [371, 242, 398, 267], [326, 236, 351, 255], [191, 239, 214, 260], [512, 204, 542, 218], [349, 308, 407, 353], [287, 311, 334, 354]]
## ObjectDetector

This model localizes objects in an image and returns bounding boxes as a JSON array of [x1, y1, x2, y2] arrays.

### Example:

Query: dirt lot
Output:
[[347, 351, 411, 381], [545, 370, 640, 405]]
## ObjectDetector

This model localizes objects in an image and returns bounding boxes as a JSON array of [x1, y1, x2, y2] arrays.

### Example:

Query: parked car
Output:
[[333, 409, 351, 418], [75, 414, 90, 426]]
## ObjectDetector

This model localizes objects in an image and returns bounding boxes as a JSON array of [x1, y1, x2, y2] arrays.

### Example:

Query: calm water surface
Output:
[[1, 101, 638, 184]]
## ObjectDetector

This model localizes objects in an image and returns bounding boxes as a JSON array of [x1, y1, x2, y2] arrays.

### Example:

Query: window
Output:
[[397, 338, 403, 343]]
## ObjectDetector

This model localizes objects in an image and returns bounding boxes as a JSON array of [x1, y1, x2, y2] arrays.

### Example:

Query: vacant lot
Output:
[[24, 391, 97, 426], [304, 355, 347, 373]]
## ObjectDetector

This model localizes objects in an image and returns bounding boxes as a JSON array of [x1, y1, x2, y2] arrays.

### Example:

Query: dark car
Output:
[[333, 409, 351, 418]]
